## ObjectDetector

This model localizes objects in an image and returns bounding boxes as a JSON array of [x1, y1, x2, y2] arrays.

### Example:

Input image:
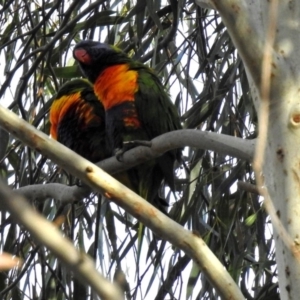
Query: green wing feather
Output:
[[134, 65, 181, 138], [130, 63, 182, 190]]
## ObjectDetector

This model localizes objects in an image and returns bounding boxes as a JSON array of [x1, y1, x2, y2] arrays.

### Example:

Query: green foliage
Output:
[[0, 0, 277, 299]]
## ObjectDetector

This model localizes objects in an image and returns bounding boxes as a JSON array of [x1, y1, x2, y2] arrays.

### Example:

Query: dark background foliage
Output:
[[0, 0, 278, 299]]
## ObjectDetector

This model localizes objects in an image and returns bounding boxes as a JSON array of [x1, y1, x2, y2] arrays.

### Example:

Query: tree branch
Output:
[[0, 104, 245, 299], [97, 129, 254, 175]]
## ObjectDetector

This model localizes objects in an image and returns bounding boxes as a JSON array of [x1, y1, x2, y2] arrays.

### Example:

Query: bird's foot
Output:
[[115, 148, 126, 162]]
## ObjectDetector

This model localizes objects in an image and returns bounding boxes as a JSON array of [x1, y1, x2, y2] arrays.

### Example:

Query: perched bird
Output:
[[50, 78, 135, 194], [49, 78, 110, 162], [73, 41, 182, 210]]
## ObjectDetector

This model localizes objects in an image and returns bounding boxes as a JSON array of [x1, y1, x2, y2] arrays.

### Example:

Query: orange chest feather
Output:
[[49, 92, 96, 139], [94, 64, 138, 110], [50, 94, 79, 139]]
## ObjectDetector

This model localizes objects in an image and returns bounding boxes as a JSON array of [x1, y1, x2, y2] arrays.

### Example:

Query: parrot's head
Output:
[[73, 40, 129, 83]]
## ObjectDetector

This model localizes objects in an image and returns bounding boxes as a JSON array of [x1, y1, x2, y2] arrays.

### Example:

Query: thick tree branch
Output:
[[0, 180, 123, 300], [0, 102, 245, 298], [98, 129, 254, 175]]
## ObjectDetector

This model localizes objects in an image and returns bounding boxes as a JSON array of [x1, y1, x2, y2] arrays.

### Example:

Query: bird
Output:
[[73, 40, 182, 211], [49, 78, 110, 163]]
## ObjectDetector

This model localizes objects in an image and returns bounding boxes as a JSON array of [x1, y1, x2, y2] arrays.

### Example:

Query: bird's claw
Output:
[[115, 148, 125, 162]]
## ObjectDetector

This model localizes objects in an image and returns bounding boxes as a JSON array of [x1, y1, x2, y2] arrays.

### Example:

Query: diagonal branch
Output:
[[0, 104, 245, 299]]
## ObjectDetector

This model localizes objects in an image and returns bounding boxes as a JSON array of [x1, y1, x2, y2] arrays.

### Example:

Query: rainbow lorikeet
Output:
[[49, 79, 135, 191], [49, 79, 110, 162], [73, 41, 182, 210]]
